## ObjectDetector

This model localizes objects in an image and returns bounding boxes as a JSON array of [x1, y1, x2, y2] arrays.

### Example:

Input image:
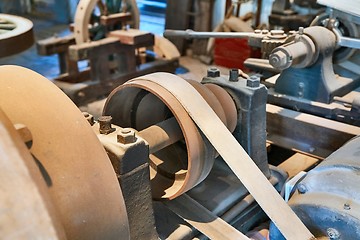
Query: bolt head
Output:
[[327, 228, 340, 239], [246, 75, 260, 88], [344, 203, 351, 210], [117, 128, 136, 144], [269, 50, 288, 69], [207, 67, 220, 78], [297, 183, 308, 194]]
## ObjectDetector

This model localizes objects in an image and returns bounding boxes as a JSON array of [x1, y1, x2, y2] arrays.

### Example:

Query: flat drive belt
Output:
[[132, 73, 315, 240]]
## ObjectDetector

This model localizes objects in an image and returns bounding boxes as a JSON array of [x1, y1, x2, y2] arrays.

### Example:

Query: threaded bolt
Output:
[[229, 69, 239, 82], [207, 67, 220, 78], [117, 128, 136, 144], [246, 75, 260, 88], [98, 116, 115, 134]]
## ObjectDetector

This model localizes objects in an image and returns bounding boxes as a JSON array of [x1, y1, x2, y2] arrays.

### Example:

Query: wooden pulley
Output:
[[0, 14, 34, 57], [103, 73, 237, 199], [0, 66, 130, 240]]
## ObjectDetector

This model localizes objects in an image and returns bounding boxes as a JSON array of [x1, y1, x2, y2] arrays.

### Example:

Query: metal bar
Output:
[[163, 29, 254, 39], [338, 36, 360, 49], [138, 117, 182, 154]]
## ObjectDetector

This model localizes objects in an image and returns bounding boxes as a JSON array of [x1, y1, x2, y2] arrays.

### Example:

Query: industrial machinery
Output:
[[0, 13, 34, 57], [36, 0, 180, 106], [268, 0, 323, 31], [1, 59, 360, 239], [2, 1, 360, 239]]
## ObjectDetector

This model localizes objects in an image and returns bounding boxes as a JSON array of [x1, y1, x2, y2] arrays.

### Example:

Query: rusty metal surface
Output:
[[93, 123, 158, 240], [0, 66, 130, 240], [0, 14, 34, 58], [0, 108, 66, 239]]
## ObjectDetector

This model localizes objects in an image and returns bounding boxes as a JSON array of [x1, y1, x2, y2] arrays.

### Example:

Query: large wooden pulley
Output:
[[103, 73, 237, 199], [0, 66, 130, 240]]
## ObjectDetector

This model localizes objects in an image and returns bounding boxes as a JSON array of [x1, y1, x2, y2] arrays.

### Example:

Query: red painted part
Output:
[[214, 38, 260, 72]]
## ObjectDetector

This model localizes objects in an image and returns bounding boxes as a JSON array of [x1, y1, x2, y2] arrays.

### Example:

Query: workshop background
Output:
[[1, 0, 360, 240]]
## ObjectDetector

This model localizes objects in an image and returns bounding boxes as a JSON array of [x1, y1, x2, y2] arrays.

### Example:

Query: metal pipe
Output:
[[164, 29, 254, 39]]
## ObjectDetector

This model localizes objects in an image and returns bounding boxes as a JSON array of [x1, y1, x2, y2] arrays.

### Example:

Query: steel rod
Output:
[[164, 29, 254, 39]]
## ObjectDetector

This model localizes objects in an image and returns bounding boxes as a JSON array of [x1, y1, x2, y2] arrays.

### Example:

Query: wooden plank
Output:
[[100, 12, 132, 26], [108, 29, 154, 47], [279, 153, 320, 178], [37, 34, 75, 55], [164, 194, 249, 240], [68, 37, 120, 61], [267, 104, 360, 159]]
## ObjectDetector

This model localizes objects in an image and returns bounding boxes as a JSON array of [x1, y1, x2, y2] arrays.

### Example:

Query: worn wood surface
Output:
[[279, 153, 320, 178], [267, 104, 360, 159]]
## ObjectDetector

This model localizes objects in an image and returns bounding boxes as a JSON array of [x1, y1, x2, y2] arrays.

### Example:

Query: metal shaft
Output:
[[138, 117, 182, 154], [164, 29, 254, 39]]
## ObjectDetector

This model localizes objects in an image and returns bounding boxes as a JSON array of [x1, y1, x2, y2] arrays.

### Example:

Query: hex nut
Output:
[[207, 67, 220, 78], [269, 50, 288, 69], [246, 75, 260, 88], [117, 128, 136, 144]]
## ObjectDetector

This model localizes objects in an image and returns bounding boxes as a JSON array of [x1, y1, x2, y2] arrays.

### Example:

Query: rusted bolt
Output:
[[247, 75, 260, 88], [207, 67, 220, 78], [98, 116, 115, 134], [82, 112, 94, 126], [327, 228, 340, 239], [344, 203, 351, 210], [229, 69, 239, 82], [117, 128, 136, 144], [297, 183, 307, 194]]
